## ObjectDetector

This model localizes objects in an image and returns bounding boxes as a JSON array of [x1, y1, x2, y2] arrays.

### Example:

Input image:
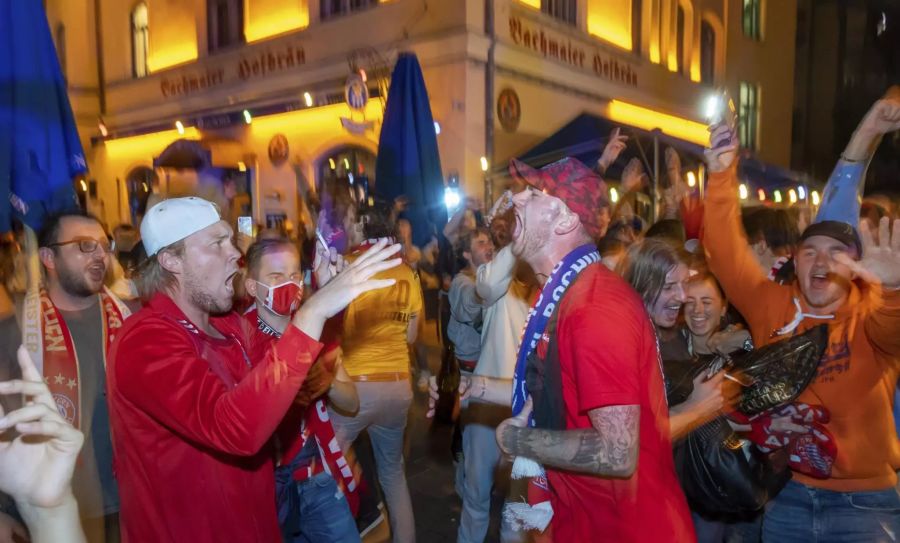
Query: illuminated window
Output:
[[739, 82, 760, 150], [543, 0, 576, 26], [55, 23, 67, 80], [700, 20, 715, 83], [743, 0, 762, 40], [675, 4, 685, 74], [208, 0, 245, 51], [131, 3, 149, 77], [320, 0, 379, 21]]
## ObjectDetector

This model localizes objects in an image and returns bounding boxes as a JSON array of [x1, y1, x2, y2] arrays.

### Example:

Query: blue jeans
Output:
[[329, 380, 415, 543], [288, 472, 360, 543], [457, 400, 524, 543], [692, 510, 762, 542], [763, 480, 900, 542]]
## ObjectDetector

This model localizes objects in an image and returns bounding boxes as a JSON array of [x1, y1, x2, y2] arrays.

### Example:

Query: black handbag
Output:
[[663, 352, 792, 516], [673, 417, 791, 516]]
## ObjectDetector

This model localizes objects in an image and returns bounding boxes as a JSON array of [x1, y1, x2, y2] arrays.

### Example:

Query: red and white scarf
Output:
[[247, 309, 360, 515], [22, 287, 130, 428], [296, 399, 360, 515]]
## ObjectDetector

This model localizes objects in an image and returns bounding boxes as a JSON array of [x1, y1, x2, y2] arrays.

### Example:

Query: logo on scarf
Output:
[[53, 394, 77, 424], [536, 333, 550, 359]]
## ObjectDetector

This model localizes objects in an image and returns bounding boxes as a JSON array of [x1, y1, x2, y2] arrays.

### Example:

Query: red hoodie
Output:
[[107, 294, 322, 542]]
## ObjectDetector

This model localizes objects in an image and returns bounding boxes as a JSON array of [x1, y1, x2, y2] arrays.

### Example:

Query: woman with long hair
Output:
[[617, 239, 730, 440]]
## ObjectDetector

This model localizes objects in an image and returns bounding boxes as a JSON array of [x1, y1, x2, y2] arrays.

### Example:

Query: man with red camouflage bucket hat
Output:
[[494, 157, 694, 542]]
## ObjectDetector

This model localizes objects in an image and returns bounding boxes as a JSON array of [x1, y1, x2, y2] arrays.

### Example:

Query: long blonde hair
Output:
[[617, 238, 688, 313]]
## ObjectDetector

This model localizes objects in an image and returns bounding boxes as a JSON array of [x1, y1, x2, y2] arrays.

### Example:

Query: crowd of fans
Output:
[[0, 88, 899, 543]]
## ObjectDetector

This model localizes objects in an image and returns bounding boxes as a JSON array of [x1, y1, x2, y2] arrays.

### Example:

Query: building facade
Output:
[[792, 0, 900, 192], [46, 0, 797, 231]]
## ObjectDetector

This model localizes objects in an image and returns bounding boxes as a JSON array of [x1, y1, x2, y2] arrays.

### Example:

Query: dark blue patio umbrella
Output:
[[375, 52, 446, 247], [0, 1, 84, 233]]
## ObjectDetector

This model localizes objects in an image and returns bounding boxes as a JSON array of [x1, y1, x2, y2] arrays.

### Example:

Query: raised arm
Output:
[[702, 125, 784, 326], [660, 148, 688, 220], [114, 321, 323, 457], [820, 90, 900, 355], [597, 127, 628, 176], [0, 348, 86, 543], [475, 245, 517, 306]]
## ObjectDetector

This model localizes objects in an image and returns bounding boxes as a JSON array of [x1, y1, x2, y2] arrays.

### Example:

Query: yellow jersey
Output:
[[340, 258, 423, 376]]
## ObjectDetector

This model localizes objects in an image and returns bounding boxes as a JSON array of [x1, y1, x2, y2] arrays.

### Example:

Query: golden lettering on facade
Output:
[[508, 16, 637, 87], [160, 68, 226, 98], [159, 43, 307, 99], [238, 44, 306, 80]]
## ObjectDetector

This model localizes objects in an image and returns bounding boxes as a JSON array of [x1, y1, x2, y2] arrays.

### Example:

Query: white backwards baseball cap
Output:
[[141, 197, 221, 256]]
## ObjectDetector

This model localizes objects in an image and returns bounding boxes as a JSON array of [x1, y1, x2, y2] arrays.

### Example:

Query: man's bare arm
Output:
[[496, 405, 639, 477]]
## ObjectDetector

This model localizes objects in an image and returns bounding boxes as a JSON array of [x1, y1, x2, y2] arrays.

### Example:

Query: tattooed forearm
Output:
[[499, 405, 639, 477]]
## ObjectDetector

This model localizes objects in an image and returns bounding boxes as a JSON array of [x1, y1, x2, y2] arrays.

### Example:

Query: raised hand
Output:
[[598, 127, 628, 173], [704, 123, 739, 173], [0, 347, 84, 509], [486, 191, 514, 225], [858, 86, 900, 137], [313, 237, 346, 288], [843, 87, 900, 161], [835, 216, 900, 289], [665, 147, 682, 174], [620, 158, 647, 193], [304, 238, 402, 320]]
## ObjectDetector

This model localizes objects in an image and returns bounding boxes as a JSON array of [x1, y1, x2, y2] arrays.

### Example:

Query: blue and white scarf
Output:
[[511, 243, 601, 418], [504, 244, 600, 532]]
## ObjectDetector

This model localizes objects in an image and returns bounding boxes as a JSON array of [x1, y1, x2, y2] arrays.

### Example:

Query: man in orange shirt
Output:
[[703, 89, 900, 541]]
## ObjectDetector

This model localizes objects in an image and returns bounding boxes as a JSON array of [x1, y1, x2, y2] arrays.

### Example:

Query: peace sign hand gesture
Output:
[[834, 217, 900, 289]]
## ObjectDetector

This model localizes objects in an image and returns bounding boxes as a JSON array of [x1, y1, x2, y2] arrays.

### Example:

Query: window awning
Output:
[[514, 113, 805, 191]]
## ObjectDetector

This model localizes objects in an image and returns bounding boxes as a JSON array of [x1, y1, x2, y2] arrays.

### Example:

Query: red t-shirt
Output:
[[548, 265, 694, 542]]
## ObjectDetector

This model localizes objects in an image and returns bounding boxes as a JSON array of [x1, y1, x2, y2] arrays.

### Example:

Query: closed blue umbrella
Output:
[[375, 52, 446, 247], [0, 0, 84, 233]]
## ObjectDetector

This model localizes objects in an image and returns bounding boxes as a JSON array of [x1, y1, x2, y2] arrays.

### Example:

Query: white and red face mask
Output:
[[257, 280, 303, 316]]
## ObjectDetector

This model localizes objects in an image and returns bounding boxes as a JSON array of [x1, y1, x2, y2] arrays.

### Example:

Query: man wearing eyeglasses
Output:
[[13, 210, 128, 543]]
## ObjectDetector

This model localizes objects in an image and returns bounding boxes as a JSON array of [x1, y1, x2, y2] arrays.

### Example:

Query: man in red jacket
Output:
[[107, 197, 400, 543]]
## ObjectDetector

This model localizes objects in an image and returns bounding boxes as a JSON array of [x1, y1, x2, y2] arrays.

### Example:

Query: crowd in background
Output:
[[0, 89, 899, 543]]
